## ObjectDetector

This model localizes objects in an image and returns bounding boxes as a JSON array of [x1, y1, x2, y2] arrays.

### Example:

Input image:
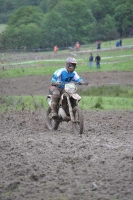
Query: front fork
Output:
[[66, 95, 75, 122]]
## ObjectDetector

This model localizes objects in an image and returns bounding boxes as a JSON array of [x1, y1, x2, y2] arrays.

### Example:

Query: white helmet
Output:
[[66, 57, 77, 64], [66, 57, 77, 70]]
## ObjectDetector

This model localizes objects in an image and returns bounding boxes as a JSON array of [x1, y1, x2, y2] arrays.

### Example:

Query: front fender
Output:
[[70, 93, 81, 101]]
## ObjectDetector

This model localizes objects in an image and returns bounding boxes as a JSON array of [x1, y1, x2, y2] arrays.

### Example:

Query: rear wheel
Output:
[[46, 107, 60, 130], [72, 106, 84, 134]]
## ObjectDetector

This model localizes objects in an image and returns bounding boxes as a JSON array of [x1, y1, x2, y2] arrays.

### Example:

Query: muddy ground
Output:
[[1, 68, 133, 200], [1, 71, 133, 96]]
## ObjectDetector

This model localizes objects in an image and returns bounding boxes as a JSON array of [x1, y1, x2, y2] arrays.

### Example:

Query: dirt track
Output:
[[1, 70, 133, 200], [1, 71, 133, 96]]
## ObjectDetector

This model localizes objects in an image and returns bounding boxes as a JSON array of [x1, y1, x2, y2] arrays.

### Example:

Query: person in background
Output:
[[95, 54, 101, 68], [119, 38, 122, 46], [116, 41, 120, 47], [97, 40, 101, 49], [54, 45, 58, 54], [75, 42, 80, 51], [89, 53, 93, 68], [49, 57, 88, 118]]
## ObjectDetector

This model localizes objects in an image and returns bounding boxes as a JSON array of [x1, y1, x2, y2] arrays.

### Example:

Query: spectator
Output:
[[97, 40, 101, 49], [116, 41, 120, 47], [119, 38, 122, 46], [54, 45, 58, 54], [95, 54, 101, 68], [89, 53, 93, 68], [75, 42, 80, 51]]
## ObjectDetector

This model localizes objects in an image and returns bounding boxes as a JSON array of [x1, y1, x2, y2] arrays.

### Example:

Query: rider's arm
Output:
[[73, 72, 89, 85], [51, 68, 63, 85]]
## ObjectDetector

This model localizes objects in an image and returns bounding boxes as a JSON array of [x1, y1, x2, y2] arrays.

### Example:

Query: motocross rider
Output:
[[49, 57, 88, 118]]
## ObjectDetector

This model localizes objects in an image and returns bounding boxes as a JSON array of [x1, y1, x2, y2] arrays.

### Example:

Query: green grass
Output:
[[80, 96, 133, 110], [1, 85, 133, 112], [79, 85, 133, 110], [1, 47, 133, 64], [1, 58, 133, 78], [0, 66, 59, 78], [78, 85, 133, 98], [0, 48, 133, 78], [1, 51, 133, 66], [81, 37, 133, 50], [0, 96, 47, 112], [0, 95, 133, 112]]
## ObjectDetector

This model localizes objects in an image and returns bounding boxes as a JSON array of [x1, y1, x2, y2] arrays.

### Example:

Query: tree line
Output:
[[0, 0, 133, 51]]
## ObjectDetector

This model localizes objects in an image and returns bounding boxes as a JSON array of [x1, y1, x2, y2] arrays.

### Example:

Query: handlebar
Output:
[[51, 82, 65, 86], [51, 80, 89, 86]]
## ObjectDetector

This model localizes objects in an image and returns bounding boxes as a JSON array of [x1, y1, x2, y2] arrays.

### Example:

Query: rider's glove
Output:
[[51, 82, 57, 86], [52, 82, 61, 86], [84, 80, 89, 85], [79, 80, 89, 85]]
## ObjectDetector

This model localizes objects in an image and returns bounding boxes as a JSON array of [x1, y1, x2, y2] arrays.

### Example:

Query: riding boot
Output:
[[51, 95, 60, 118]]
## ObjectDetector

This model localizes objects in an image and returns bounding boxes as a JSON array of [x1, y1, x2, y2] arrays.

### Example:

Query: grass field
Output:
[[0, 54, 133, 78], [0, 46, 133, 78], [1, 92, 133, 112], [1, 83, 133, 112], [80, 37, 133, 50]]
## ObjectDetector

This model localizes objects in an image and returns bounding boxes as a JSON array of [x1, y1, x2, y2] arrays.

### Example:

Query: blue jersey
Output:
[[51, 68, 83, 88]]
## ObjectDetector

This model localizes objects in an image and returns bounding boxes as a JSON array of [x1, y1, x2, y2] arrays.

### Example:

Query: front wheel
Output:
[[46, 107, 60, 130], [72, 106, 84, 134]]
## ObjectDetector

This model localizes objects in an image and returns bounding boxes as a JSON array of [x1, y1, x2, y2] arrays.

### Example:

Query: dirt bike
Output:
[[46, 82, 84, 134]]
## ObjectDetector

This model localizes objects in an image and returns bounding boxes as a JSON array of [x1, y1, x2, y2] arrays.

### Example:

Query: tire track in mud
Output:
[[1, 110, 133, 200]]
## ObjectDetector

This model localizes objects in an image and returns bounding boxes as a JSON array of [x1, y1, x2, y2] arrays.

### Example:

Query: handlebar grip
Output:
[[51, 82, 64, 86]]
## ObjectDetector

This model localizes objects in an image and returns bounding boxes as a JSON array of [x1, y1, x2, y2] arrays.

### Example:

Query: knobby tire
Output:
[[46, 107, 60, 130], [72, 106, 84, 134]]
